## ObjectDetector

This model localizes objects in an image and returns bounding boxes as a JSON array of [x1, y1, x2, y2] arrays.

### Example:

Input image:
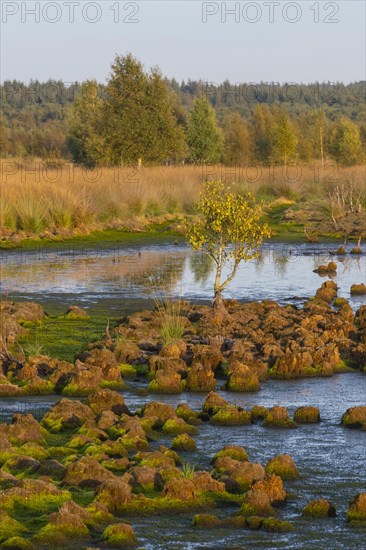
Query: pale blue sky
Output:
[[1, 1, 365, 84]]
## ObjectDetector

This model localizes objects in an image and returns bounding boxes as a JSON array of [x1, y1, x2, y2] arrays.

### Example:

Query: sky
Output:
[[1, 1, 365, 84]]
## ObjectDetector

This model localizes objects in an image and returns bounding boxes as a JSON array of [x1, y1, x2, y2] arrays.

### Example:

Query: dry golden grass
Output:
[[1, 159, 365, 234]]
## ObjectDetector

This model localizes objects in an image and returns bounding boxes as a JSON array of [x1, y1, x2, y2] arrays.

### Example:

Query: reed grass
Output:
[[1, 160, 365, 234]]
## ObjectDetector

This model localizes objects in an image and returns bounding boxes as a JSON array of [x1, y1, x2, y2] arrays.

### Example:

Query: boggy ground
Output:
[[0, 287, 366, 547], [1, 280, 366, 398]]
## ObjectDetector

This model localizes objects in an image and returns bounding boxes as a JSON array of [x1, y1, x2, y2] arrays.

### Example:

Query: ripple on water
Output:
[[1, 373, 365, 549]]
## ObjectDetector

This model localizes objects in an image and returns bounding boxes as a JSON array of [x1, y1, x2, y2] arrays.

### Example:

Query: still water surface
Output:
[[1, 241, 365, 313]]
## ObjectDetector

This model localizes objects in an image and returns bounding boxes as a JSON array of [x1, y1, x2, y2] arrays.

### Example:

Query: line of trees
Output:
[[1, 55, 365, 166]]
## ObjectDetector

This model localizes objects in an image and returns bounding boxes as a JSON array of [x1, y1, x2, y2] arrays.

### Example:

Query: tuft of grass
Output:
[[23, 340, 46, 357], [182, 462, 196, 479], [154, 295, 186, 344], [14, 194, 47, 232]]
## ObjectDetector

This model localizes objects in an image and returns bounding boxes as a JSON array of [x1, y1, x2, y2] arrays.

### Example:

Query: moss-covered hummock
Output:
[[192, 513, 222, 528], [33, 514, 90, 546], [211, 406, 251, 426], [102, 523, 138, 548], [212, 445, 248, 463], [341, 407, 366, 429], [148, 370, 184, 394], [162, 418, 198, 436], [262, 517, 293, 532], [346, 493, 366, 526], [0, 537, 36, 550], [294, 406, 320, 424], [171, 433, 197, 452], [350, 283, 366, 295], [225, 361, 260, 392], [250, 405, 268, 421], [264, 406, 297, 429], [0, 479, 71, 514], [265, 454, 299, 480], [302, 498, 336, 518]]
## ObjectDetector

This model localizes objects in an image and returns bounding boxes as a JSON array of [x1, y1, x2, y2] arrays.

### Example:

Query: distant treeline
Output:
[[1, 56, 365, 166]]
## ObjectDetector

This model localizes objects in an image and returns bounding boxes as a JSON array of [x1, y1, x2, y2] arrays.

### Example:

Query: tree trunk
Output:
[[212, 291, 228, 324]]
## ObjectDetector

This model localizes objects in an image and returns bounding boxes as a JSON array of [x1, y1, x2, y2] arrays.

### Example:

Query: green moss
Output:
[[211, 407, 251, 426], [265, 459, 299, 480], [0, 511, 28, 543], [2, 229, 181, 252], [171, 434, 196, 452], [175, 404, 200, 422], [251, 405, 268, 421], [119, 364, 137, 377], [106, 494, 202, 516], [102, 523, 138, 548], [303, 499, 336, 518], [346, 510, 366, 522], [47, 446, 76, 459], [239, 503, 259, 517], [18, 444, 49, 461], [22, 381, 55, 396], [262, 517, 293, 532], [0, 450, 16, 465], [63, 312, 90, 320], [67, 435, 91, 450], [162, 419, 198, 436], [293, 407, 320, 424], [334, 360, 355, 373], [212, 446, 248, 463], [41, 416, 63, 433], [106, 424, 127, 439], [0, 484, 71, 514], [2, 493, 71, 515], [99, 380, 127, 391], [68, 487, 95, 508], [3, 456, 40, 477], [101, 458, 129, 473], [0, 536, 35, 549], [17, 315, 111, 363], [148, 379, 183, 394], [61, 384, 93, 397], [85, 502, 115, 528], [33, 521, 90, 545], [245, 515, 263, 530], [192, 514, 221, 528], [226, 377, 260, 392]]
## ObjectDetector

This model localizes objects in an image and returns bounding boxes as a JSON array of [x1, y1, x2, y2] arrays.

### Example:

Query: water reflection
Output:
[[1, 242, 365, 310], [188, 252, 214, 285]]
